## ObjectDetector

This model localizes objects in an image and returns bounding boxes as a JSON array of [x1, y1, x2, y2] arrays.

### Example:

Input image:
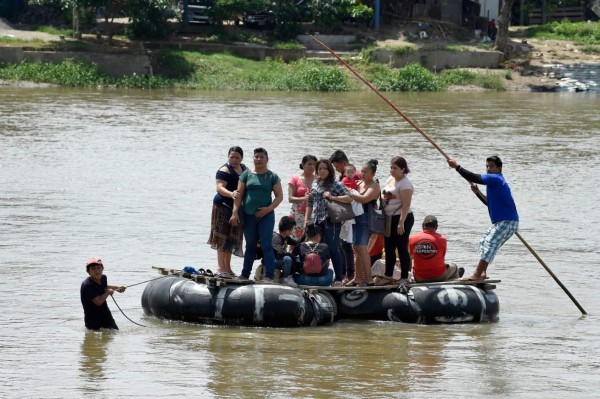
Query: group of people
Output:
[[80, 147, 519, 331], [206, 146, 519, 287]]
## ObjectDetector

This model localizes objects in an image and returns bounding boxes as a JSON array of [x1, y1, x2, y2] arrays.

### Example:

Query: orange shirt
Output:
[[409, 230, 447, 279]]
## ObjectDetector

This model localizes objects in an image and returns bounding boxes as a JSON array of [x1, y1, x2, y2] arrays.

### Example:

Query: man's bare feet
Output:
[[460, 272, 487, 281]]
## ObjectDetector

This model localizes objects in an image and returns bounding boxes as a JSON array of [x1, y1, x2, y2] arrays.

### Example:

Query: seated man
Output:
[[291, 223, 333, 286], [272, 216, 298, 279], [409, 215, 461, 283]]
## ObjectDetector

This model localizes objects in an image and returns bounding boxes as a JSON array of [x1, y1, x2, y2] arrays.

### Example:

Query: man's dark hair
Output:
[[329, 150, 349, 163], [486, 155, 503, 168], [278, 216, 296, 232], [305, 223, 322, 239]]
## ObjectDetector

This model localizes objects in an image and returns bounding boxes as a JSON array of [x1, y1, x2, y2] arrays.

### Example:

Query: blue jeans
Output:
[[353, 213, 370, 246], [241, 211, 276, 279], [274, 256, 293, 278], [294, 269, 334, 286], [322, 220, 343, 282]]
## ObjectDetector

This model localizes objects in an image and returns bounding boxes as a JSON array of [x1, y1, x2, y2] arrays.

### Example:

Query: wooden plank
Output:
[[298, 284, 400, 291], [406, 279, 500, 287]]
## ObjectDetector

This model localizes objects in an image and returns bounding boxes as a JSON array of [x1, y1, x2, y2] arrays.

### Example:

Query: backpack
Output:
[[302, 243, 322, 275]]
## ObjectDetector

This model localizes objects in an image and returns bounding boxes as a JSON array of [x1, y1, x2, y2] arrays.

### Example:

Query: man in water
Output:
[[447, 156, 519, 280], [80, 257, 126, 330]]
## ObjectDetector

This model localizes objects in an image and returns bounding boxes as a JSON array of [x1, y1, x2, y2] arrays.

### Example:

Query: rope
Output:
[[111, 295, 147, 328], [126, 274, 171, 288]]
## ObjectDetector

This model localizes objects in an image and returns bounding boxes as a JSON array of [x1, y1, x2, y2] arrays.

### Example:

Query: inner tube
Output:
[[334, 284, 499, 323], [141, 276, 336, 327]]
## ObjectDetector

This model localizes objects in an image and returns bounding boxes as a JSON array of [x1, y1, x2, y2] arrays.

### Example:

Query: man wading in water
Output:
[[447, 156, 519, 281], [80, 258, 126, 330]]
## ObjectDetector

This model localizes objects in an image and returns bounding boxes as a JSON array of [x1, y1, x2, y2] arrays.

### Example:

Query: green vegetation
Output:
[[438, 69, 505, 90], [0, 37, 46, 46], [157, 52, 350, 91], [385, 45, 416, 57], [35, 26, 73, 37], [0, 58, 171, 88], [366, 62, 442, 91], [524, 21, 600, 45], [0, 51, 507, 91]]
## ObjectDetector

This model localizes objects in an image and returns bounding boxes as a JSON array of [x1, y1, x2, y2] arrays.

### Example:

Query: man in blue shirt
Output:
[[448, 156, 519, 280], [80, 258, 126, 330]]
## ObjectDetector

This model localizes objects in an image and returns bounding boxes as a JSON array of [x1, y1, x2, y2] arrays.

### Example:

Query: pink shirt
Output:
[[289, 175, 309, 213]]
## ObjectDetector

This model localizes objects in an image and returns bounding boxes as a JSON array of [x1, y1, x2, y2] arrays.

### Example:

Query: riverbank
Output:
[[1, 18, 599, 92]]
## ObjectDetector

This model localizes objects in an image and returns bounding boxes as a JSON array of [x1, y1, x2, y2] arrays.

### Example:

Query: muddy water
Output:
[[1, 88, 599, 398]]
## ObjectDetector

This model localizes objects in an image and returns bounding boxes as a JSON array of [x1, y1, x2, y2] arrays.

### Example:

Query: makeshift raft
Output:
[[141, 267, 500, 327]]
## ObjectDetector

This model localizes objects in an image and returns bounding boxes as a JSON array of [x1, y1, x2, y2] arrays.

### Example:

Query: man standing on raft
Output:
[[447, 156, 519, 281]]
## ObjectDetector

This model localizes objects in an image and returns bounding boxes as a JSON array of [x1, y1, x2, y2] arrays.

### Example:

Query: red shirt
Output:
[[369, 234, 384, 256], [409, 229, 447, 279]]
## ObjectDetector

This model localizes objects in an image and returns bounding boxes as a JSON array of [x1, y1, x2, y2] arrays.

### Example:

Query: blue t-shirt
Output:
[[240, 169, 280, 214], [80, 275, 118, 330], [481, 173, 519, 223]]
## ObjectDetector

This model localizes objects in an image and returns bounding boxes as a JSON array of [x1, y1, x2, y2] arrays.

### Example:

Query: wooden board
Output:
[[151, 267, 498, 290], [406, 279, 500, 287], [299, 284, 400, 291]]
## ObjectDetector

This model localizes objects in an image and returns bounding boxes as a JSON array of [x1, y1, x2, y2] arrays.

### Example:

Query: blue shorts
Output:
[[479, 220, 519, 263], [352, 213, 370, 246]]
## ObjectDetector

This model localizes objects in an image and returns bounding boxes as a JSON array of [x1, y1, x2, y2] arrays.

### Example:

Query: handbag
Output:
[[326, 200, 355, 223], [368, 198, 386, 236]]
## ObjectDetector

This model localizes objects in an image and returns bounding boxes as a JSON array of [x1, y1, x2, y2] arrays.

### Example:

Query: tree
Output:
[[494, 0, 516, 55], [29, 0, 177, 39]]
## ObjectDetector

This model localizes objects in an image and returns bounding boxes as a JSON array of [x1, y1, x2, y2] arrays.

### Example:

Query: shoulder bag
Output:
[[368, 198, 387, 236], [326, 200, 355, 223]]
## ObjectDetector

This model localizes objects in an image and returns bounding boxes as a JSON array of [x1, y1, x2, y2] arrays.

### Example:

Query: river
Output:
[[1, 87, 599, 398]]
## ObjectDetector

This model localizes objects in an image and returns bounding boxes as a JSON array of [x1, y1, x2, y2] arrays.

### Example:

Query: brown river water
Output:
[[1, 87, 599, 398]]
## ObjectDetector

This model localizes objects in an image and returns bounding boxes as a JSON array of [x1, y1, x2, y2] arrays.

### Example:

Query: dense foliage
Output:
[[0, 52, 506, 91]]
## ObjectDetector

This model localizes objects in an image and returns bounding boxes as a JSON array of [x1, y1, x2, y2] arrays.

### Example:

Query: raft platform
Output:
[[151, 266, 499, 290]]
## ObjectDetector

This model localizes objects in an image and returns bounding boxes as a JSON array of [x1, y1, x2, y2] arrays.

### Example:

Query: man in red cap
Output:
[[80, 257, 126, 330]]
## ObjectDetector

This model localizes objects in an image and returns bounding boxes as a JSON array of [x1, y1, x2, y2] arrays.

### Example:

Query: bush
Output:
[[0, 58, 108, 86], [370, 63, 442, 91]]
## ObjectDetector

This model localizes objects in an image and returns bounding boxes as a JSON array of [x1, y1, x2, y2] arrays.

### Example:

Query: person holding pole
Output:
[[447, 156, 519, 281]]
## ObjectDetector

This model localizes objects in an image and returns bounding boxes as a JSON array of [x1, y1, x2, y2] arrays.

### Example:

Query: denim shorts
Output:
[[479, 220, 519, 263], [352, 213, 370, 246]]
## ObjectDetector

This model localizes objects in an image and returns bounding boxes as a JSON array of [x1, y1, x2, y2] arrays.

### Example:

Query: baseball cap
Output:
[[86, 257, 103, 270], [422, 215, 438, 228]]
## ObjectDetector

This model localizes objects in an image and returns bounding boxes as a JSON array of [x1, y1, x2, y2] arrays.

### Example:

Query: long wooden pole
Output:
[[472, 190, 587, 315], [308, 36, 450, 160], [309, 35, 588, 316]]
